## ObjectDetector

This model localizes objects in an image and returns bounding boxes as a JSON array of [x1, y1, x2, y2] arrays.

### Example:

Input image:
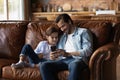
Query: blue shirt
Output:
[[57, 27, 93, 64]]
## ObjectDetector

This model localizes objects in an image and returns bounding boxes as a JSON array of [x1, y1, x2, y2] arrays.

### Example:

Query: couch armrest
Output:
[[89, 43, 119, 80]]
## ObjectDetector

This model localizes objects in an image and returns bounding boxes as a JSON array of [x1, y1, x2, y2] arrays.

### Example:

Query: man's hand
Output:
[[50, 49, 71, 60], [50, 51, 60, 60], [56, 49, 71, 57], [55, 49, 65, 56]]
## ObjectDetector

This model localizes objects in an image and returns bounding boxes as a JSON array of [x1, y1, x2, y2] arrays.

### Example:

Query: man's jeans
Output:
[[20, 44, 46, 64], [40, 56, 88, 80]]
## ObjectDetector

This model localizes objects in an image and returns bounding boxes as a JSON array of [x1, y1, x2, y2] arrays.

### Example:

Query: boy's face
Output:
[[46, 32, 58, 45]]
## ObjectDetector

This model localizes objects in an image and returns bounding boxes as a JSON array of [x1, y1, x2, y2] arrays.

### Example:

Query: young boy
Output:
[[11, 24, 59, 69]]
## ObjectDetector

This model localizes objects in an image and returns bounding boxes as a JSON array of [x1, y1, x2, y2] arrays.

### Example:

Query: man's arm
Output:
[[64, 51, 80, 57], [62, 29, 93, 57]]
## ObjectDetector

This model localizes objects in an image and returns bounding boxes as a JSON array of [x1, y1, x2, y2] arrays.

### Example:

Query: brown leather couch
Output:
[[0, 20, 119, 80]]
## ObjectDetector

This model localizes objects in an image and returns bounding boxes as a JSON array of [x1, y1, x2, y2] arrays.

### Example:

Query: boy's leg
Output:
[[19, 55, 27, 62], [20, 44, 40, 64], [11, 44, 41, 68]]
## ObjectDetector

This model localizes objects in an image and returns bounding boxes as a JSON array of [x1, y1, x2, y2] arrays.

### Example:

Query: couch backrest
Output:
[[113, 22, 120, 45], [26, 20, 114, 51], [0, 21, 28, 60], [26, 21, 54, 49], [77, 20, 113, 50]]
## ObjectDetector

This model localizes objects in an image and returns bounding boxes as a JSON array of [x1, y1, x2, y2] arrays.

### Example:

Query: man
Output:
[[40, 13, 93, 80]]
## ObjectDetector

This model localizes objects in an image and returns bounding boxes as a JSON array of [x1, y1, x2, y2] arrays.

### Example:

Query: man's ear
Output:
[[68, 20, 72, 24], [46, 35, 48, 39]]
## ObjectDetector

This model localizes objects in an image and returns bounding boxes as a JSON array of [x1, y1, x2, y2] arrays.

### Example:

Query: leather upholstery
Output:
[[0, 20, 120, 80], [0, 22, 28, 59], [0, 21, 28, 78]]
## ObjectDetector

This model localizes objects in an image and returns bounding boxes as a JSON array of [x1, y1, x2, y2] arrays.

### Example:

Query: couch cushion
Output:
[[2, 66, 41, 80], [0, 22, 28, 59], [58, 68, 90, 80], [0, 59, 17, 78], [2, 65, 89, 80]]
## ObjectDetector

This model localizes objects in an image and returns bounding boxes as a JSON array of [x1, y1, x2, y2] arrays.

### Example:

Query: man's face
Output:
[[57, 20, 69, 33]]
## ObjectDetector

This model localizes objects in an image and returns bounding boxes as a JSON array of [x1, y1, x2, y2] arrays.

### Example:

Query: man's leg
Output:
[[40, 57, 74, 80], [68, 59, 88, 80], [40, 60, 69, 80]]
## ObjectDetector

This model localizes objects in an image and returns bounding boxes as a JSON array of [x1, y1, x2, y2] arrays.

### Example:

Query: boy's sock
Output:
[[11, 62, 25, 69]]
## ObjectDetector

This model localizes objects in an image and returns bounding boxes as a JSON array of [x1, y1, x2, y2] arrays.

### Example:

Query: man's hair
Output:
[[45, 24, 59, 36], [55, 13, 73, 24]]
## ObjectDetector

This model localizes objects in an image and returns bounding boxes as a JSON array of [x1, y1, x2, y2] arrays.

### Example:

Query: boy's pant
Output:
[[20, 44, 46, 64]]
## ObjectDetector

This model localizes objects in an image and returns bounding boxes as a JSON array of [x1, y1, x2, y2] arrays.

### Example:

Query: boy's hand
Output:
[[38, 54, 43, 59]]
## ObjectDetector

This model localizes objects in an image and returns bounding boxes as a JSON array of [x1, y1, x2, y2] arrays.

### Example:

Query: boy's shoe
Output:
[[11, 62, 31, 69]]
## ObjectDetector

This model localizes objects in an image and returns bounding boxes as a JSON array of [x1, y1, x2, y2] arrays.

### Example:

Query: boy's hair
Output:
[[55, 13, 73, 24], [45, 24, 59, 36]]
